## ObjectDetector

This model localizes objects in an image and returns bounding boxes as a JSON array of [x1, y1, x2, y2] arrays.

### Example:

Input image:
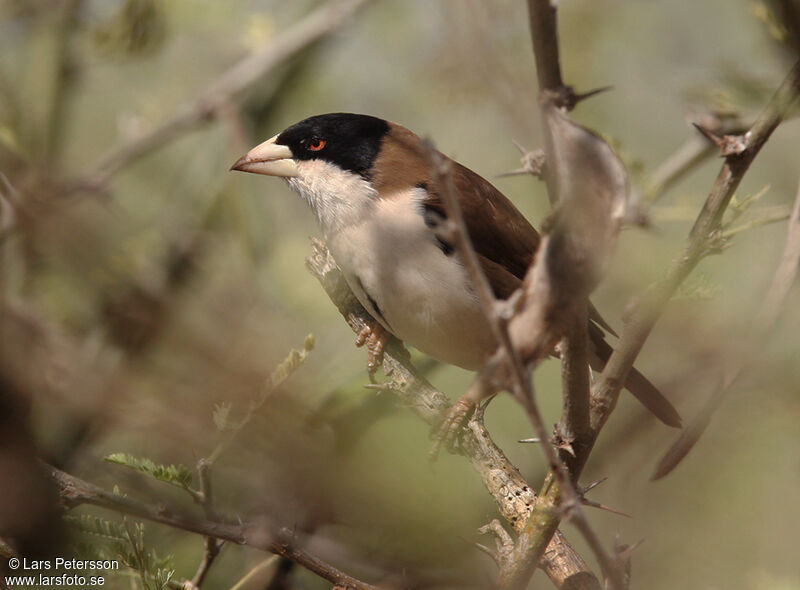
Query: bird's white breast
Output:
[[326, 190, 496, 370]]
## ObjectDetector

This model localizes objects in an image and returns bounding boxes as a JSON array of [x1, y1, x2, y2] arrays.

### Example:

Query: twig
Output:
[[61, 0, 374, 196], [48, 465, 380, 590], [527, 0, 593, 484], [228, 557, 279, 590], [177, 336, 312, 586], [189, 459, 221, 589], [305, 242, 601, 590], [559, 305, 591, 472], [526, 0, 566, 102], [721, 208, 791, 239], [653, 178, 800, 479], [206, 335, 313, 465], [643, 133, 715, 203], [642, 114, 750, 203]]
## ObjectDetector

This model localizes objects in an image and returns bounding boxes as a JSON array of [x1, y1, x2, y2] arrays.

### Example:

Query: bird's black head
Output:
[[275, 113, 390, 178]]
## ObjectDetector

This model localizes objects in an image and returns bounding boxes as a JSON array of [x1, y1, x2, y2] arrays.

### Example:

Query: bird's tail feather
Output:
[[590, 334, 682, 428]]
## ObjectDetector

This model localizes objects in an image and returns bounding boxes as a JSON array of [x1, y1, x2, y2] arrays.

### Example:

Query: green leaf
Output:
[[104, 453, 193, 490], [64, 514, 127, 543], [69, 515, 176, 590]]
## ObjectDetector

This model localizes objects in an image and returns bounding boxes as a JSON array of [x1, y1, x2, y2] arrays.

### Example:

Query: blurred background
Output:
[[0, 0, 799, 588]]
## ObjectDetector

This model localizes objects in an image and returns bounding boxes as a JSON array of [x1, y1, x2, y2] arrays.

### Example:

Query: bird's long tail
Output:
[[589, 333, 682, 428]]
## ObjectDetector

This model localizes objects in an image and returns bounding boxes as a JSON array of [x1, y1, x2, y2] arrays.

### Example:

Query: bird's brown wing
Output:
[[424, 154, 680, 427], [424, 159, 539, 296], [425, 158, 620, 335]]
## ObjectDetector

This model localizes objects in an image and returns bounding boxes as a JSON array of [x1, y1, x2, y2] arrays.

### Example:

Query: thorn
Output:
[[580, 498, 632, 519], [692, 122, 724, 146], [580, 477, 608, 494], [362, 383, 385, 390], [577, 477, 631, 517], [540, 84, 610, 111], [574, 85, 614, 104], [498, 145, 546, 179], [518, 437, 541, 443], [497, 168, 534, 178], [511, 139, 528, 155], [692, 122, 747, 156], [478, 394, 497, 412], [615, 538, 644, 562], [557, 441, 576, 457], [552, 425, 576, 456]]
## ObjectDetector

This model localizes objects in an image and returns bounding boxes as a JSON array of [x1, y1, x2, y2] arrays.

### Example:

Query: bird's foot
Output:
[[355, 321, 388, 377], [429, 396, 477, 460]]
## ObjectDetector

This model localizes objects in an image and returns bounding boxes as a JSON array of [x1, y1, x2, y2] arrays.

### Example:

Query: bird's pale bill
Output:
[[230, 135, 298, 177]]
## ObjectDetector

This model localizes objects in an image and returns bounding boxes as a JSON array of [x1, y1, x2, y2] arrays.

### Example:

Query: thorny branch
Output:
[[642, 113, 749, 203], [424, 146, 622, 590], [491, 2, 629, 589], [494, 8, 799, 590], [591, 58, 800, 438], [654, 178, 800, 479], [48, 466, 380, 590], [526, 0, 566, 105], [305, 241, 601, 590], [425, 124, 624, 590]]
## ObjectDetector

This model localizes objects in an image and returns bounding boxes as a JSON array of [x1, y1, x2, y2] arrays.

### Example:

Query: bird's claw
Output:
[[429, 397, 477, 460], [355, 322, 388, 377]]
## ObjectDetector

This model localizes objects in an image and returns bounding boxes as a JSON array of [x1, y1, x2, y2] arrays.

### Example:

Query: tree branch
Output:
[[47, 465, 380, 590], [559, 305, 591, 470], [61, 0, 374, 196], [642, 113, 750, 203], [653, 177, 800, 478], [591, 58, 800, 437], [188, 459, 221, 589], [526, 0, 564, 96]]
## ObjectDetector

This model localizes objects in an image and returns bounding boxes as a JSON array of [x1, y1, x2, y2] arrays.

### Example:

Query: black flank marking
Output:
[[421, 203, 443, 228], [355, 276, 391, 330], [420, 203, 455, 256], [437, 238, 455, 256], [415, 181, 428, 191]]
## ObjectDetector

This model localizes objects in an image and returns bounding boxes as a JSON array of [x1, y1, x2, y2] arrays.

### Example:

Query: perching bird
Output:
[[231, 113, 681, 428]]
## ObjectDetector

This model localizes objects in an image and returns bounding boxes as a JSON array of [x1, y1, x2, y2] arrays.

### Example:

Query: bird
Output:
[[231, 112, 681, 428]]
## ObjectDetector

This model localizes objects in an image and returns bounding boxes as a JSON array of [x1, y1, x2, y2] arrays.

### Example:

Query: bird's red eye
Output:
[[308, 138, 326, 151]]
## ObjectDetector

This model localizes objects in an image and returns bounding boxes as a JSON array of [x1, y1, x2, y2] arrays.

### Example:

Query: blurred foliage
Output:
[[70, 514, 175, 590], [103, 453, 193, 491], [91, 0, 167, 58], [0, 1, 799, 589]]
